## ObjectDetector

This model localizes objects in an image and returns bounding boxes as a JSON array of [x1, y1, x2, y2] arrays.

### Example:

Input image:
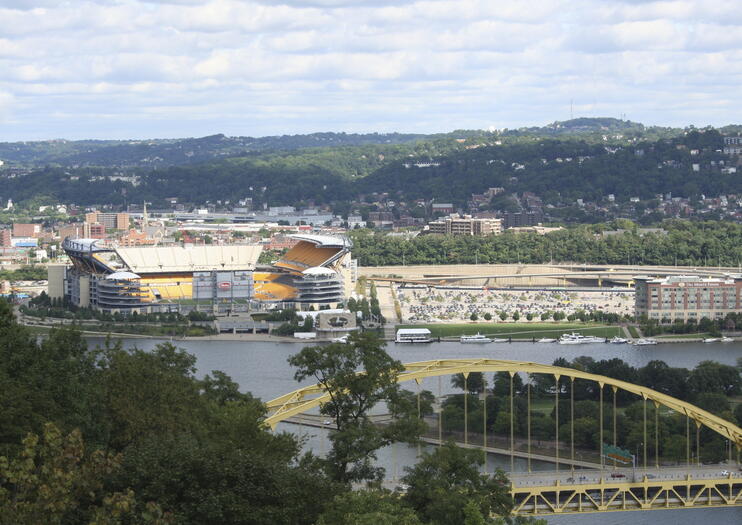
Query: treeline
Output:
[[640, 311, 742, 337], [442, 357, 741, 464], [1, 128, 736, 209], [0, 265, 47, 281], [351, 220, 742, 267]]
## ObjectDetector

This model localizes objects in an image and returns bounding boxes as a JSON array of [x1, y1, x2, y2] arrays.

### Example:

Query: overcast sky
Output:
[[1, 0, 741, 140]]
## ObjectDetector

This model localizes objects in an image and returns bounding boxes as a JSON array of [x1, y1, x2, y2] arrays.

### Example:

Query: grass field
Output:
[[653, 332, 710, 340], [397, 322, 621, 340], [627, 326, 640, 338]]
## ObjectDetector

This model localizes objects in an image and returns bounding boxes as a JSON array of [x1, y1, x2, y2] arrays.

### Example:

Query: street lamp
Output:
[[633, 442, 642, 481], [433, 399, 443, 447]]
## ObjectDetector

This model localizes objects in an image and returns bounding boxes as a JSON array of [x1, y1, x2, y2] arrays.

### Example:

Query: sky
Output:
[[1, 0, 741, 140]]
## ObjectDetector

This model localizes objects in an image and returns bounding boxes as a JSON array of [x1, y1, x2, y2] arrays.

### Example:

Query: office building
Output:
[[634, 275, 742, 322]]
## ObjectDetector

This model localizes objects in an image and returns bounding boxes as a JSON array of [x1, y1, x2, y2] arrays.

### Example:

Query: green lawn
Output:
[[627, 326, 640, 338], [654, 332, 710, 339], [398, 322, 621, 339]]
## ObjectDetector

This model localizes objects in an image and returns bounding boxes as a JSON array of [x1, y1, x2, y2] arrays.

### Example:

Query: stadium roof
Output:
[[106, 271, 141, 280], [116, 245, 263, 274], [289, 234, 351, 248]]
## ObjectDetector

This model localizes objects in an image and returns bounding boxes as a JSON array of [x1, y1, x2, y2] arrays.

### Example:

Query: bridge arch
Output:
[[265, 358, 742, 449]]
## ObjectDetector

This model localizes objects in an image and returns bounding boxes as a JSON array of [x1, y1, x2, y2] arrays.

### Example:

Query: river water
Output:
[[87, 336, 742, 524]]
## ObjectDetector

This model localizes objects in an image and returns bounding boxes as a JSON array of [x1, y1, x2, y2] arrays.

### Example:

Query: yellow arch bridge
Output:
[[266, 359, 742, 516]]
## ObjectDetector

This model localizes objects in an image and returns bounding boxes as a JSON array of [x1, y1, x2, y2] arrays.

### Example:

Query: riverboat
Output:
[[460, 333, 492, 344], [558, 333, 606, 345], [396, 328, 433, 343]]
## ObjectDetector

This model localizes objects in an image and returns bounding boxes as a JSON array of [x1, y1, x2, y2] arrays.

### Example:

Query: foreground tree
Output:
[[0, 423, 171, 525], [402, 443, 514, 525], [317, 489, 421, 525], [288, 332, 425, 483]]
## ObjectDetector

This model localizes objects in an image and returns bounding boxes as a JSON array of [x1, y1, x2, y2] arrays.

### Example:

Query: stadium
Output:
[[50, 234, 353, 314]]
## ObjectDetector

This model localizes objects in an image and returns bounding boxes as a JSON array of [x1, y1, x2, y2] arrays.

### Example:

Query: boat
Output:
[[396, 328, 433, 343], [491, 338, 509, 343], [610, 336, 629, 344], [721, 336, 734, 342], [633, 338, 658, 346], [703, 337, 720, 343], [536, 338, 557, 343], [460, 333, 492, 344], [558, 333, 606, 345], [330, 335, 349, 344]]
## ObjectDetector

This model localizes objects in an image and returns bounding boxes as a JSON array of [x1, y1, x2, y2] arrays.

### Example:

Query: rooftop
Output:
[[116, 245, 263, 273]]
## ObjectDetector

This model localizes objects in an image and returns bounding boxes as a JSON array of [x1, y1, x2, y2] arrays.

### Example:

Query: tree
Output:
[[288, 332, 424, 483], [483, 313, 492, 321], [451, 372, 485, 394], [402, 443, 513, 525], [0, 423, 171, 525], [317, 489, 421, 525], [688, 361, 742, 397], [470, 313, 478, 321]]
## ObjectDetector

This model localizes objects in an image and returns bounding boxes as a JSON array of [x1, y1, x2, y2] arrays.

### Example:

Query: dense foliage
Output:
[[350, 220, 742, 267], [440, 357, 742, 465], [2, 303, 546, 524]]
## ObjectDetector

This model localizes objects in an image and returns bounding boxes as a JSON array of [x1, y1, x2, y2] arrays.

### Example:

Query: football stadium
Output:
[[50, 234, 353, 314]]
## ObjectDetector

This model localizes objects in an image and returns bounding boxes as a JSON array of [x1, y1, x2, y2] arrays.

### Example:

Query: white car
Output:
[[720, 470, 730, 476]]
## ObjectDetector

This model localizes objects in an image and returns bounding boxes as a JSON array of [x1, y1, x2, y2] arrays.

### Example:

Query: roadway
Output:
[[511, 464, 740, 487]]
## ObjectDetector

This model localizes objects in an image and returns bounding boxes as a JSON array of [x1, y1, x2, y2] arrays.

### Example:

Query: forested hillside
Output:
[[1, 121, 738, 209]]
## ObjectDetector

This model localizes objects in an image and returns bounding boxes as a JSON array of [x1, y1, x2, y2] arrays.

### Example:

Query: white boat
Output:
[[491, 338, 509, 343], [721, 336, 734, 342], [396, 328, 433, 343], [537, 338, 557, 343], [330, 335, 349, 343], [610, 336, 629, 344], [558, 333, 605, 345], [460, 333, 492, 344], [633, 338, 658, 346], [703, 337, 720, 343]]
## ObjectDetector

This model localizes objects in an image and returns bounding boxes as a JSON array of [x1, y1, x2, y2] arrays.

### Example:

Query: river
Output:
[[87, 336, 742, 524]]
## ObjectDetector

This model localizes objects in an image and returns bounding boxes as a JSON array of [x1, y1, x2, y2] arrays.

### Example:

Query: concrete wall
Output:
[[47, 264, 66, 299]]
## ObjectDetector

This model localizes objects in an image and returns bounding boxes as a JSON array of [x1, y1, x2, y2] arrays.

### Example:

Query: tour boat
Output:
[[460, 333, 492, 344], [633, 338, 658, 346], [396, 328, 433, 343]]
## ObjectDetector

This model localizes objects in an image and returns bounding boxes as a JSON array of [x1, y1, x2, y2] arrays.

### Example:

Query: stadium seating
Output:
[[274, 242, 341, 273]]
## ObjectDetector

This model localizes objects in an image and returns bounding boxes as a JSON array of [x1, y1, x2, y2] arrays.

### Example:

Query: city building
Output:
[[427, 214, 502, 236], [85, 212, 129, 230], [634, 275, 742, 322], [723, 136, 742, 155], [13, 223, 40, 238], [431, 203, 455, 215], [0, 229, 11, 248], [503, 211, 542, 229]]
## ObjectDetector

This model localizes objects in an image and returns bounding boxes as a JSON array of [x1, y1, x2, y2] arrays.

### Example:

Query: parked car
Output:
[[610, 472, 626, 479]]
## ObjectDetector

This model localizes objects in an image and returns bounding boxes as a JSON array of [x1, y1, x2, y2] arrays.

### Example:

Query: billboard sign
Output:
[[602, 443, 632, 464]]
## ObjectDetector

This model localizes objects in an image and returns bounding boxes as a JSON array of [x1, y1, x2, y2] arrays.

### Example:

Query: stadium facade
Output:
[[51, 234, 353, 314]]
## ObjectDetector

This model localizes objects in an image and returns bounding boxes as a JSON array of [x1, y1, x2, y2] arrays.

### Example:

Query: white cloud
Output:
[[0, 0, 740, 140]]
